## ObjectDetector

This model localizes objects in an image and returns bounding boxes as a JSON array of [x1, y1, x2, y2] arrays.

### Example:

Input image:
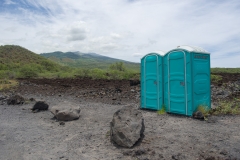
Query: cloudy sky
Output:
[[0, 0, 240, 67]]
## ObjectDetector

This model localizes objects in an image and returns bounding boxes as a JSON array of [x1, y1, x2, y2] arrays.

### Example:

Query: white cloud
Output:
[[4, 0, 16, 5], [0, 0, 240, 67], [110, 33, 122, 39], [132, 53, 143, 57], [66, 22, 88, 42]]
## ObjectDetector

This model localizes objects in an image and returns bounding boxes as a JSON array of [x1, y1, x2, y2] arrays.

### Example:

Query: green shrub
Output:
[[40, 60, 59, 72], [0, 70, 17, 79], [121, 70, 133, 79], [157, 104, 166, 115], [0, 64, 7, 70], [197, 105, 210, 119], [73, 68, 90, 78], [109, 62, 126, 71], [107, 70, 124, 80], [0, 70, 8, 79], [211, 74, 222, 83], [210, 101, 240, 115], [56, 71, 74, 78], [211, 68, 240, 73], [89, 68, 107, 79], [18, 65, 39, 78]]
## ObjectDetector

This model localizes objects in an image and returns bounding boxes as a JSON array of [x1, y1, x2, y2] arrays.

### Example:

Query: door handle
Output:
[[154, 80, 157, 85], [180, 82, 185, 86]]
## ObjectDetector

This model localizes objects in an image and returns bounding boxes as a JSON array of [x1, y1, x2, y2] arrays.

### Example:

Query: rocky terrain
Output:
[[0, 74, 240, 160]]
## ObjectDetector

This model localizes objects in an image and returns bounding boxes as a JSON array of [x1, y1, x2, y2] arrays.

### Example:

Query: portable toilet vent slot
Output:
[[163, 45, 211, 116], [140, 52, 164, 110]]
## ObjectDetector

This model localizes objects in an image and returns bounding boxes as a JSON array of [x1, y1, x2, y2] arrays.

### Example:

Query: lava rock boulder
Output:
[[50, 101, 81, 121], [31, 101, 49, 112], [110, 105, 144, 148], [7, 95, 25, 105]]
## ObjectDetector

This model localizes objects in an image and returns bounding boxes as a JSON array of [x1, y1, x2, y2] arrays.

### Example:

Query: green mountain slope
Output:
[[40, 51, 140, 71], [0, 45, 65, 78]]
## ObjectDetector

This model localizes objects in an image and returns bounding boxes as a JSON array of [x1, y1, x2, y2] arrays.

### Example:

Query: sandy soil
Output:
[[0, 77, 240, 160]]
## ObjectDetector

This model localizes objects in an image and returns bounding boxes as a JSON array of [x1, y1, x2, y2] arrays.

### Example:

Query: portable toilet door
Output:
[[141, 52, 164, 110], [163, 45, 211, 116], [190, 46, 211, 113]]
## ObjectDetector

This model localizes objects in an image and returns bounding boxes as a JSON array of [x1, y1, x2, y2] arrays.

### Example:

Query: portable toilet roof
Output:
[[163, 45, 211, 116], [140, 51, 166, 59], [175, 45, 210, 54], [152, 50, 166, 56]]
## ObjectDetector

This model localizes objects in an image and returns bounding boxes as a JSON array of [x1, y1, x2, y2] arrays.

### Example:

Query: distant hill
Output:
[[0, 45, 64, 78], [40, 51, 140, 71]]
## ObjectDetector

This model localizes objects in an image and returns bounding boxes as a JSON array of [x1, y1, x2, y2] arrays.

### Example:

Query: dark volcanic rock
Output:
[[0, 94, 8, 105], [211, 81, 240, 101], [193, 111, 204, 120], [7, 95, 25, 105], [29, 98, 36, 101], [110, 105, 144, 148], [31, 101, 49, 111], [129, 79, 140, 86]]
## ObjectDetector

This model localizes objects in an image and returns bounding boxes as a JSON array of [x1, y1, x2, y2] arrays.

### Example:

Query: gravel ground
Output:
[[0, 78, 240, 160]]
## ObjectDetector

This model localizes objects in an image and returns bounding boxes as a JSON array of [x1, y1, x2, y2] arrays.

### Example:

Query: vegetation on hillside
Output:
[[0, 45, 139, 80], [40, 51, 140, 71], [2, 44, 240, 83], [0, 45, 70, 79]]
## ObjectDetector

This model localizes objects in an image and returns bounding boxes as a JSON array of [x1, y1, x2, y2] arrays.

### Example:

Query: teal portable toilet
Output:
[[163, 46, 211, 116], [141, 52, 165, 110]]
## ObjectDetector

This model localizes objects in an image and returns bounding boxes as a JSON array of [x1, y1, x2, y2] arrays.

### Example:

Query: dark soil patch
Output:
[[211, 73, 240, 86], [15, 78, 140, 105]]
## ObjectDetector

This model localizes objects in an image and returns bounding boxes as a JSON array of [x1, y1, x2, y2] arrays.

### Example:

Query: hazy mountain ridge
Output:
[[40, 51, 140, 70]]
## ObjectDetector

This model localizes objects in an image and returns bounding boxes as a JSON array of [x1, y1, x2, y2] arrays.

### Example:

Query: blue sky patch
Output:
[[0, 0, 52, 16]]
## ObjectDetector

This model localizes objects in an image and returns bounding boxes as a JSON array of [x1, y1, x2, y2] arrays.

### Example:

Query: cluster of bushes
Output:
[[51, 63, 139, 80], [211, 68, 240, 73], [211, 74, 222, 83], [0, 62, 139, 80], [0, 61, 66, 79]]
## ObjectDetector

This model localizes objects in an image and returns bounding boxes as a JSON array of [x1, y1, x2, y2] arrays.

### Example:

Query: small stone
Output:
[[151, 150, 156, 155], [32, 109, 39, 113], [29, 98, 35, 101], [193, 111, 204, 120], [59, 122, 65, 125], [220, 150, 228, 155]]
